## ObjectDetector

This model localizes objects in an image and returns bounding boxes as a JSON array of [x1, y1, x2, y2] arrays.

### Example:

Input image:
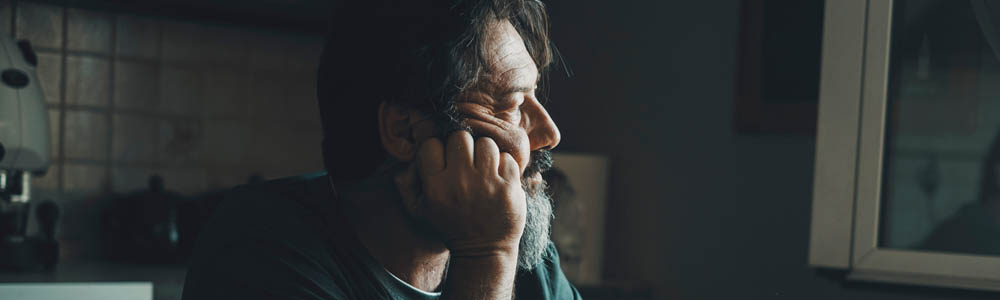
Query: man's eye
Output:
[[493, 101, 521, 121], [495, 96, 524, 113], [496, 103, 519, 113], [498, 110, 521, 123]]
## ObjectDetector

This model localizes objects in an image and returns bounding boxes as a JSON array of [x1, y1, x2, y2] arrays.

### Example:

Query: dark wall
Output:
[[545, 1, 998, 299]]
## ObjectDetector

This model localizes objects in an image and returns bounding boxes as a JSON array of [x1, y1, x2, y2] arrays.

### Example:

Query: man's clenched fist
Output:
[[399, 130, 527, 258]]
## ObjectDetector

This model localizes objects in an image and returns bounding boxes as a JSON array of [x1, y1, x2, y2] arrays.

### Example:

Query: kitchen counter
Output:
[[0, 261, 188, 300]]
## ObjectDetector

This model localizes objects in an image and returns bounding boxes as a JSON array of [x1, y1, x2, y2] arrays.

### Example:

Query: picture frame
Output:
[[733, 0, 825, 135]]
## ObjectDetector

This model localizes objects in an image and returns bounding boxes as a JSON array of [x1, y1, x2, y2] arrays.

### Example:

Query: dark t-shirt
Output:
[[181, 172, 581, 300]]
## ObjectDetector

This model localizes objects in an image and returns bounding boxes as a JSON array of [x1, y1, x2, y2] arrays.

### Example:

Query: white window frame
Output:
[[809, 0, 1000, 292]]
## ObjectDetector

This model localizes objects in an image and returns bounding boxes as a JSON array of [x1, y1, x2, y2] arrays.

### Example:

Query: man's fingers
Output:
[[474, 137, 501, 173], [499, 152, 519, 182], [463, 118, 530, 174], [446, 131, 475, 169], [417, 138, 445, 179]]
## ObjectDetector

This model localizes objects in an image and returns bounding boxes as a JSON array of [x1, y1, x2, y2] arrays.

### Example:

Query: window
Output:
[[810, 0, 1000, 291]]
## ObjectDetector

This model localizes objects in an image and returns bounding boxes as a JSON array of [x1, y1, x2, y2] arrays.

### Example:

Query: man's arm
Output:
[[443, 250, 520, 299]]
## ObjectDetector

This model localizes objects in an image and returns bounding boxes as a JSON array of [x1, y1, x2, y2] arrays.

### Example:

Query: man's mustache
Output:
[[524, 149, 553, 178]]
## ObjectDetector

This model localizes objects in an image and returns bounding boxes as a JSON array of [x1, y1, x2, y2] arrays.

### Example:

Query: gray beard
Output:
[[518, 176, 554, 270]]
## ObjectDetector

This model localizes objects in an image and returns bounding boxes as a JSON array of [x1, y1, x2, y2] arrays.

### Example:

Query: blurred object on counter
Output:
[[0, 33, 58, 272], [0, 199, 59, 272], [104, 173, 263, 264], [104, 175, 198, 263]]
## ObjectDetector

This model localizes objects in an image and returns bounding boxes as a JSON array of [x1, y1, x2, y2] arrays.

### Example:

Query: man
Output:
[[181, 0, 580, 299]]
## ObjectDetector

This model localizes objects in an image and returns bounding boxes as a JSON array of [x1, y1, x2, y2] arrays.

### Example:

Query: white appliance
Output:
[[0, 34, 49, 203], [0, 35, 57, 272]]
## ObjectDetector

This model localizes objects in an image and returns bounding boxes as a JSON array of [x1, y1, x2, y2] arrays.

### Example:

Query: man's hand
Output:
[[395, 130, 525, 299], [411, 130, 526, 257]]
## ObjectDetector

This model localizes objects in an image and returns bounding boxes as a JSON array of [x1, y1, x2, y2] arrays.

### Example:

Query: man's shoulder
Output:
[[194, 171, 337, 248], [182, 171, 354, 300], [212, 172, 332, 224], [228, 171, 331, 203]]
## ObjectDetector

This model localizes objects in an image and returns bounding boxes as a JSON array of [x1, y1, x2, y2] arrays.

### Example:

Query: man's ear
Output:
[[378, 102, 418, 162]]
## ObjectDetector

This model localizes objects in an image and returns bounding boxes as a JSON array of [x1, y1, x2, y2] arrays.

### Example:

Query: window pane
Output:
[[880, 0, 1000, 255]]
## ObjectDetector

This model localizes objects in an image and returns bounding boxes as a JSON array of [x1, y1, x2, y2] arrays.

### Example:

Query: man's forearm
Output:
[[441, 250, 519, 300]]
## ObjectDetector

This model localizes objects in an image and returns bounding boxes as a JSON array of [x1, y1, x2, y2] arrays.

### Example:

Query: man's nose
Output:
[[524, 98, 561, 151]]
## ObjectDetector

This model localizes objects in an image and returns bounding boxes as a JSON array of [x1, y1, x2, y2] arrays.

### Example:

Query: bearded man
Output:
[[182, 0, 580, 299]]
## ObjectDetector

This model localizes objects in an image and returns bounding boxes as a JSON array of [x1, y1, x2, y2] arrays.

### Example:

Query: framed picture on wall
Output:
[[547, 153, 609, 285], [733, 0, 825, 135]]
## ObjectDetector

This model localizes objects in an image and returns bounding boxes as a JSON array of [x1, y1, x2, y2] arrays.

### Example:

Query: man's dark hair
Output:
[[316, 0, 555, 182]]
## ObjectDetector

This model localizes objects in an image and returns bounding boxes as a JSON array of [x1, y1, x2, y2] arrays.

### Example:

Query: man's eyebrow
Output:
[[500, 85, 536, 95]]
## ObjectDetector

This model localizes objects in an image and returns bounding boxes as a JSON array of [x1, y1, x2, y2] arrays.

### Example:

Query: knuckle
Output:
[[476, 136, 495, 145], [451, 130, 471, 140], [475, 138, 497, 153], [500, 154, 517, 169], [452, 132, 474, 149]]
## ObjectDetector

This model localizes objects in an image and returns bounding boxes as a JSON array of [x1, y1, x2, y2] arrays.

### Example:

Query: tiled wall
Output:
[[2, 0, 326, 261], [6, 1, 326, 196]]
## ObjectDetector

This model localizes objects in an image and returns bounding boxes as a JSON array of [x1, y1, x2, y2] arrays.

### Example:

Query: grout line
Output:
[[8, 0, 14, 37], [33, 49, 319, 75], [105, 12, 116, 192], [152, 14, 162, 174], [60, 157, 270, 172], [48, 102, 321, 130], [56, 3, 66, 191], [33, 47, 317, 74]]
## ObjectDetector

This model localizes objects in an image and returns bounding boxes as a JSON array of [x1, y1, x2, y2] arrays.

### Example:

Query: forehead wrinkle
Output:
[[477, 20, 539, 95], [478, 65, 536, 97], [486, 54, 538, 89]]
